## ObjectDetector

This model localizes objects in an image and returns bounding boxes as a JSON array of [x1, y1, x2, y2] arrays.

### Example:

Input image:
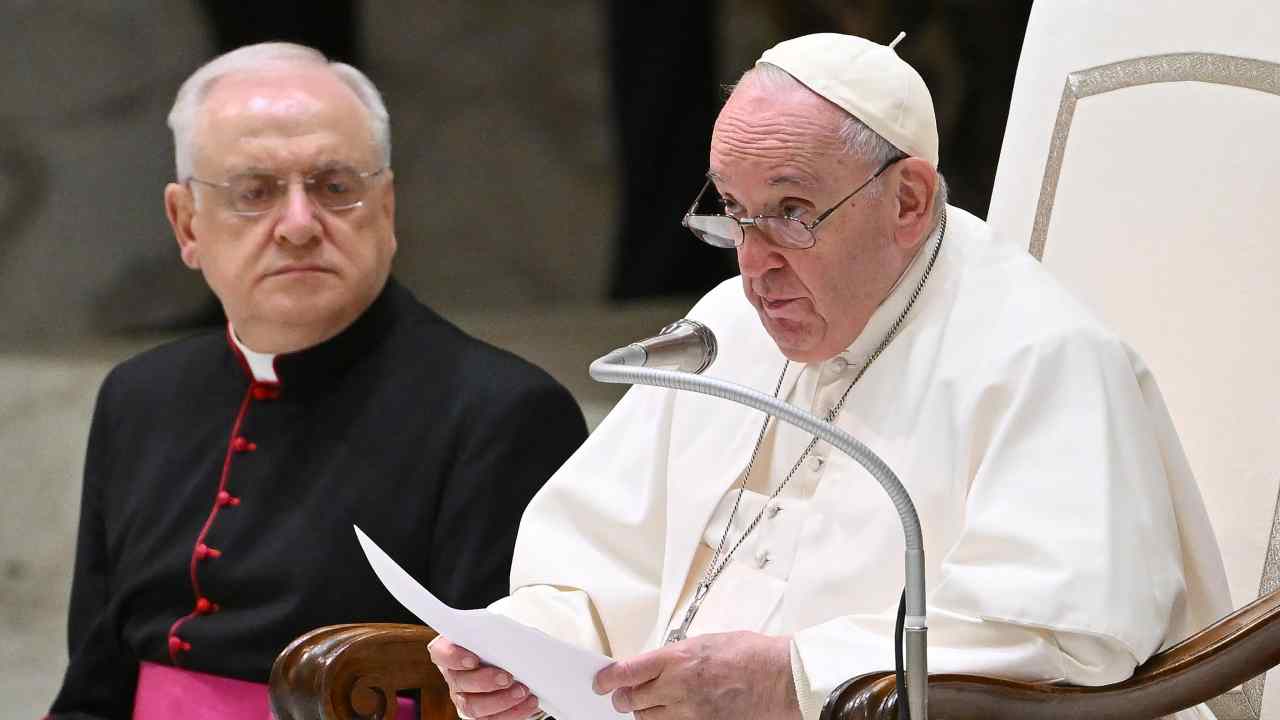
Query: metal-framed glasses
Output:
[[681, 156, 902, 250], [187, 166, 388, 216]]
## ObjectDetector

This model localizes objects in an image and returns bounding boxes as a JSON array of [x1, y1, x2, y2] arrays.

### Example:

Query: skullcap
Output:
[[757, 32, 939, 168]]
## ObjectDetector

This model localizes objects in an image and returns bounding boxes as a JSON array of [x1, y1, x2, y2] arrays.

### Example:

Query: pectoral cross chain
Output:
[[666, 581, 711, 644]]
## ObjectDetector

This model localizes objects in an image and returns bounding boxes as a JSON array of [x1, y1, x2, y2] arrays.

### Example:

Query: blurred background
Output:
[[0, 0, 1030, 715]]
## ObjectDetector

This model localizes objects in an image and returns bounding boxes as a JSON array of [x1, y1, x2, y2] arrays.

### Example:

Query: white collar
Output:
[[228, 322, 280, 384]]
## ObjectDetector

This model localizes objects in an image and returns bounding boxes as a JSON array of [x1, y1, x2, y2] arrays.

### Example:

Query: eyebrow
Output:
[[766, 172, 818, 188], [704, 169, 819, 189], [232, 159, 354, 176]]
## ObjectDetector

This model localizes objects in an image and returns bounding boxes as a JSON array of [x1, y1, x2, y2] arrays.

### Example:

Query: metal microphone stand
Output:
[[590, 350, 929, 720]]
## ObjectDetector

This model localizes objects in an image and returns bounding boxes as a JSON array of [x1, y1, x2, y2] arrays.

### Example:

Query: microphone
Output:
[[600, 319, 718, 374]]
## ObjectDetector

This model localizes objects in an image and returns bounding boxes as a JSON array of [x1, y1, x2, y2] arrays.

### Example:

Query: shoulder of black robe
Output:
[[48, 277, 587, 717]]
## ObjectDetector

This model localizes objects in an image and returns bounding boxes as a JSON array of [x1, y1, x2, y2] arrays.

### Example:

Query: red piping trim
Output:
[[167, 383, 254, 664], [166, 612, 197, 663]]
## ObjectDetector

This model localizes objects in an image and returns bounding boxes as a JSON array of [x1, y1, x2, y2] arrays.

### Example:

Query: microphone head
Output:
[[592, 319, 719, 375], [649, 319, 718, 374]]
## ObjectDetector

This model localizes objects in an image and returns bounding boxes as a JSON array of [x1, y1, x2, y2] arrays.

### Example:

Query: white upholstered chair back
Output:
[[985, 2, 1280, 717]]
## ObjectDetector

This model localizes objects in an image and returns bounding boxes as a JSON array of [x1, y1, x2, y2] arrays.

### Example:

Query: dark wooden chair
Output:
[[270, 624, 454, 720]]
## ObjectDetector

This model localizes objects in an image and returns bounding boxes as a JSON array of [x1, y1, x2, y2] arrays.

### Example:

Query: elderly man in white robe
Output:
[[429, 33, 1231, 720]]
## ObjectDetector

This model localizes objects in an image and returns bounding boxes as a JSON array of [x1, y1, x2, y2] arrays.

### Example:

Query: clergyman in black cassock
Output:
[[47, 42, 588, 719]]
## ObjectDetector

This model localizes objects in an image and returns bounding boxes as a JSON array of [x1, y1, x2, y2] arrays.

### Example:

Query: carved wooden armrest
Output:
[[820, 589, 1280, 720], [270, 623, 458, 720]]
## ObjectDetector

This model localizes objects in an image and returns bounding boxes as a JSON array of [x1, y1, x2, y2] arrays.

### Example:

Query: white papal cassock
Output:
[[491, 205, 1232, 720]]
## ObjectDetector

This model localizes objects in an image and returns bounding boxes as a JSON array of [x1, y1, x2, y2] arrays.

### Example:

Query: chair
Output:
[[270, 1, 1280, 717], [270, 624, 452, 720]]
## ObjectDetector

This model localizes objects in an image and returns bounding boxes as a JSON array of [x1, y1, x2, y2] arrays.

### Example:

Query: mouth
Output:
[[266, 265, 335, 278], [760, 296, 800, 311]]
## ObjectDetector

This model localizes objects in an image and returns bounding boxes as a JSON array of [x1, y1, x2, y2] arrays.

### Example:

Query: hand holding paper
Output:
[[354, 525, 631, 720]]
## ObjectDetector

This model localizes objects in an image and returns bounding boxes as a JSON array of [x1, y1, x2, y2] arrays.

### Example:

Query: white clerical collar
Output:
[[840, 212, 946, 364], [227, 323, 280, 383]]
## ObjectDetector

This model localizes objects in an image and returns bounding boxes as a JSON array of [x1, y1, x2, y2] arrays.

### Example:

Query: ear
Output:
[[381, 170, 397, 256], [165, 183, 201, 270], [889, 158, 939, 251]]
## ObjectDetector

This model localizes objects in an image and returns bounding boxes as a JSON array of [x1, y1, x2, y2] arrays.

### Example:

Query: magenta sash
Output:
[[133, 661, 417, 719]]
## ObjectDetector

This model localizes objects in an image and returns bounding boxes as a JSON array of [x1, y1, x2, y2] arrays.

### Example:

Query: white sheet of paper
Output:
[[354, 525, 632, 720]]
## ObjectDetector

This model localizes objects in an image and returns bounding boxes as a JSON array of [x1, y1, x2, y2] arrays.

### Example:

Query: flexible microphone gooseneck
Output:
[[590, 320, 928, 720]]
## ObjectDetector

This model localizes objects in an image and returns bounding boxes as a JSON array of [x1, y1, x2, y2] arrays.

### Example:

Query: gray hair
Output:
[[167, 42, 391, 179], [736, 63, 947, 224]]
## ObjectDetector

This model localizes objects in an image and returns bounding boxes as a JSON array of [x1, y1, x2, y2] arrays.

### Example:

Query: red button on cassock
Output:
[[216, 491, 240, 507], [168, 636, 191, 653], [231, 436, 256, 453], [196, 543, 222, 560], [252, 385, 280, 401], [196, 597, 212, 614]]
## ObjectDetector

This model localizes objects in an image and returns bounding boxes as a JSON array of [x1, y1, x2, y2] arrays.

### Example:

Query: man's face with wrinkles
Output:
[[709, 80, 902, 363]]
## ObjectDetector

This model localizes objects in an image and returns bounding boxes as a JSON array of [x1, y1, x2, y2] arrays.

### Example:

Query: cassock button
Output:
[[217, 491, 241, 507], [808, 455, 824, 472], [252, 385, 280, 401], [767, 504, 782, 519], [231, 436, 257, 453], [168, 635, 191, 653], [756, 549, 772, 569], [196, 543, 222, 560], [196, 597, 212, 614], [831, 356, 850, 373]]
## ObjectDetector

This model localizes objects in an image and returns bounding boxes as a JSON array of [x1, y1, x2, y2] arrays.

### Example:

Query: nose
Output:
[[736, 225, 785, 279], [274, 179, 321, 246]]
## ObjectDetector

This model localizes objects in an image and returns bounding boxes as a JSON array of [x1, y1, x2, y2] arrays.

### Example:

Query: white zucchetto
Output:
[[758, 33, 940, 168]]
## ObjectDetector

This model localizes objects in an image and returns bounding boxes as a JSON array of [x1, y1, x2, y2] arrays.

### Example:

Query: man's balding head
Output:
[[167, 42, 390, 180]]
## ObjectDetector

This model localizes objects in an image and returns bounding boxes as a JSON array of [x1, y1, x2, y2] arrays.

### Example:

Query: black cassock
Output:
[[50, 278, 588, 719]]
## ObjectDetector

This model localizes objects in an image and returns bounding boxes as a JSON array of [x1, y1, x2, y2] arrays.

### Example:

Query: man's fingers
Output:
[[451, 666, 516, 694], [613, 675, 683, 713], [632, 706, 676, 720], [474, 692, 541, 720], [455, 684, 532, 718], [428, 635, 481, 671], [594, 647, 668, 694], [611, 686, 635, 713]]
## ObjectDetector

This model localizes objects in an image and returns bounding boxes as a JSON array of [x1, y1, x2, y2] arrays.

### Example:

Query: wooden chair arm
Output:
[[269, 623, 458, 720], [821, 589, 1280, 720]]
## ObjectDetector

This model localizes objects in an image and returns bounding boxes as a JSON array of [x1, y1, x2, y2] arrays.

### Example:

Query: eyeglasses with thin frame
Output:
[[681, 156, 903, 250], [187, 166, 389, 217]]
